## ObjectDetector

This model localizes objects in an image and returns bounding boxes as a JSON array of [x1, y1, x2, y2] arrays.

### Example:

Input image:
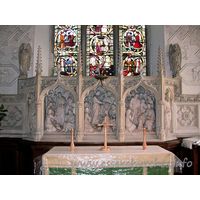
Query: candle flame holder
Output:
[[95, 75, 108, 86]]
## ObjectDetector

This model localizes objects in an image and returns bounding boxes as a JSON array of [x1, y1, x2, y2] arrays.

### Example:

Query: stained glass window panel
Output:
[[119, 25, 146, 76], [54, 25, 81, 76], [86, 25, 114, 76]]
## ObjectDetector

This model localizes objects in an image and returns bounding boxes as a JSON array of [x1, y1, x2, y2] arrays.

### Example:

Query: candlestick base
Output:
[[143, 143, 147, 150], [100, 146, 111, 151], [70, 145, 75, 152]]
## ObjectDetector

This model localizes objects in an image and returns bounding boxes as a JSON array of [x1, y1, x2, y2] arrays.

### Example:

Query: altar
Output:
[[39, 146, 177, 175]]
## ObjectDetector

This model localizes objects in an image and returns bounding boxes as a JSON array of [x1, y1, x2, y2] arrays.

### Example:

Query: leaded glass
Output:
[[54, 25, 81, 76], [86, 25, 114, 76], [119, 25, 146, 76]]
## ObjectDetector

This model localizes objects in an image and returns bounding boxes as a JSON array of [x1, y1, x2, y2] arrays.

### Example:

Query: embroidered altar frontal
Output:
[[40, 146, 175, 175]]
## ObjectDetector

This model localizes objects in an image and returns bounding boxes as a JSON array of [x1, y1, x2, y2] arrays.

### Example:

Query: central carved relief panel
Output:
[[84, 86, 116, 134]]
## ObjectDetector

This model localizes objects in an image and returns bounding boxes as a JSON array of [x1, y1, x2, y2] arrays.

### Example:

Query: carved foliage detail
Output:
[[41, 79, 57, 92], [82, 79, 97, 93], [124, 77, 141, 92], [2, 105, 22, 127], [177, 105, 197, 127]]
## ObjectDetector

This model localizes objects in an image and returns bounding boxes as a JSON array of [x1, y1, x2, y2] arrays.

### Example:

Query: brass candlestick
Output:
[[143, 128, 147, 150], [70, 128, 75, 152], [95, 75, 108, 86]]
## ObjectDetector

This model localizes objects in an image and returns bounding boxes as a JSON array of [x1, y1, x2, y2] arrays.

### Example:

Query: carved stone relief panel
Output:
[[125, 86, 156, 133], [0, 93, 25, 133], [44, 86, 75, 134], [180, 63, 200, 86], [1, 104, 23, 131], [173, 102, 200, 136], [177, 105, 197, 128], [84, 86, 116, 134], [0, 64, 19, 86]]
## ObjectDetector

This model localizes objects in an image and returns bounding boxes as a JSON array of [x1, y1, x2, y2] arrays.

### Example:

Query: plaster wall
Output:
[[33, 25, 54, 77], [146, 25, 165, 77]]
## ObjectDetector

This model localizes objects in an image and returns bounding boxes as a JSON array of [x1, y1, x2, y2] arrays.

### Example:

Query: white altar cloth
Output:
[[41, 146, 175, 175], [182, 136, 200, 149]]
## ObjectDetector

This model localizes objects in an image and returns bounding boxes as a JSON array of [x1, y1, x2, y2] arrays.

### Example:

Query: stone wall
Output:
[[0, 25, 35, 94], [164, 25, 200, 94]]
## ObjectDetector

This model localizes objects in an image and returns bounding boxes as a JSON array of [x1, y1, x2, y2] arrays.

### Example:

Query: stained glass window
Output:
[[54, 25, 146, 77], [119, 25, 146, 76], [54, 25, 81, 76], [86, 25, 114, 76]]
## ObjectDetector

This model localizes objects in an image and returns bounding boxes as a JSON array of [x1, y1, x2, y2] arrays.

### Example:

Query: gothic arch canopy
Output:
[[123, 78, 160, 102]]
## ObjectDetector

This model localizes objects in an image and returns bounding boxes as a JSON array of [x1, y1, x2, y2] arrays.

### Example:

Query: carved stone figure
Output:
[[84, 107, 94, 133], [91, 91, 103, 126], [145, 104, 155, 131], [65, 97, 75, 115], [19, 43, 32, 77], [138, 99, 147, 130], [126, 109, 136, 132], [45, 108, 57, 132], [169, 43, 182, 78], [129, 94, 141, 124], [55, 92, 66, 126], [63, 110, 75, 132], [192, 66, 200, 82]]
